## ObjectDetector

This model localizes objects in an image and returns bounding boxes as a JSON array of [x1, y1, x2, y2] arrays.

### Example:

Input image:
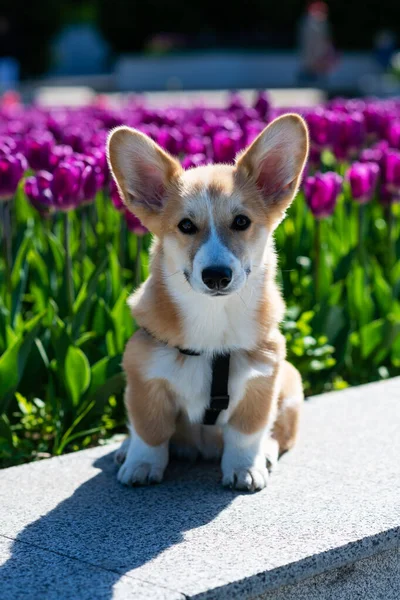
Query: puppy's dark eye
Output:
[[178, 218, 198, 235], [231, 215, 251, 231]]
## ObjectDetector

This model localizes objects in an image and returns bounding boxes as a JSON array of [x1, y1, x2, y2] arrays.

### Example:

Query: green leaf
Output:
[[108, 245, 121, 305], [0, 414, 14, 447], [11, 227, 33, 288], [46, 231, 65, 273], [64, 346, 91, 407], [359, 319, 385, 359], [70, 254, 108, 339], [87, 355, 122, 399], [11, 260, 29, 328], [0, 311, 45, 414], [111, 289, 129, 353]]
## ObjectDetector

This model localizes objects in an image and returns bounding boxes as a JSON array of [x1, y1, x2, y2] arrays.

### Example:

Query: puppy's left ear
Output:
[[236, 114, 309, 223]]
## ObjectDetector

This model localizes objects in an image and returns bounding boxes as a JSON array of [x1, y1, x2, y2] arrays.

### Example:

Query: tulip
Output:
[[304, 172, 343, 219], [0, 153, 27, 200], [184, 136, 209, 156], [156, 127, 183, 155], [306, 109, 337, 149], [125, 210, 147, 235], [333, 112, 366, 160], [382, 150, 400, 194], [25, 171, 54, 212], [386, 120, 400, 150], [347, 162, 380, 204], [48, 145, 74, 171], [51, 161, 82, 210], [25, 133, 54, 171], [212, 130, 241, 163]]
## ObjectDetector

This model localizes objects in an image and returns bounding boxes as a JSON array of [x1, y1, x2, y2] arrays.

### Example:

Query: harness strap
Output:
[[141, 327, 230, 425], [203, 353, 231, 425]]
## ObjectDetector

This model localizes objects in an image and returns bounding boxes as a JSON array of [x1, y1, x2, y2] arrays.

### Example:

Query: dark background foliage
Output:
[[0, 1, 399, 77]]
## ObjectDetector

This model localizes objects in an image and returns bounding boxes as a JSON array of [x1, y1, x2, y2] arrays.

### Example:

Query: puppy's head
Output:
[[108, 114, 308, 297]]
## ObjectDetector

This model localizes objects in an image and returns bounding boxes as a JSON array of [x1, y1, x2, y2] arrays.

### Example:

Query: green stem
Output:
[[120, 215, 126, 269], [386, 204, 395, 268], [1, 200, 13, 310], [358, 203, 365, 266], [314, 218, 321, 303], [135, 235, 143, 288], [80, 207, 87, 281], [63, 211, 74, 314]]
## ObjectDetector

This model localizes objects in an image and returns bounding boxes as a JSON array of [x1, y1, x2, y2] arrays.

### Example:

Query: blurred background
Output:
[[0, 0, 400, 101]]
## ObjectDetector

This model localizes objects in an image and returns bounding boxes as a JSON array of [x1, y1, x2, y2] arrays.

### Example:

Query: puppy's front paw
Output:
[[114, 437, 130, 465], [117, 430, 168, 486], [222, 463, 269, 492], [117, 460, 165, 486]]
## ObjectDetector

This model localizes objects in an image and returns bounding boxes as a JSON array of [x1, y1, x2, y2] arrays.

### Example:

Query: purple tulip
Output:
[[51, 161, 83, 210], [49, 145, 74, 171], [0, 153, 27, 200], [125, 210, 147, 235], [333, 112, 366, 160], [347, 162, 380, 204], [386, 120, 400, 150], [25, 133, 54, 171], [157, 127, 184, 155], [212, 130, 241, 163], [306, 109, 337, 149], [304, 172, 343, 219], [184, 136, 209, 156], [382, 150, 400, 193], [25, 171, 54, 212]]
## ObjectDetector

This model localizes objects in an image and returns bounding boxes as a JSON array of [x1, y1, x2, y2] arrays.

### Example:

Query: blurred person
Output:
[[297, 1, 336, 86], [373, 29, 397, 72]]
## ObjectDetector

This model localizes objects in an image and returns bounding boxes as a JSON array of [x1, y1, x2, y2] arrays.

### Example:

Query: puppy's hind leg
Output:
[[271, 360, 303, 456]]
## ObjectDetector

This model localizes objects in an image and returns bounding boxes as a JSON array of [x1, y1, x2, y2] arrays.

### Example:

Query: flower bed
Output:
[[1, 92, 399, 466]]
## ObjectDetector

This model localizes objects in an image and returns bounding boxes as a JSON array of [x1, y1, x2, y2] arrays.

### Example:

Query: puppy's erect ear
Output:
[[107, 127, 182, 232], [236, 114, 309, 223]]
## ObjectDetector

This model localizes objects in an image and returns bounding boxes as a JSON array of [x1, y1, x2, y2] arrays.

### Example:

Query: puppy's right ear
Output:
[[107, 127, 182, 233]]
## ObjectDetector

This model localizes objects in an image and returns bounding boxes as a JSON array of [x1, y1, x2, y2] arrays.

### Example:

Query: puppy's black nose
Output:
[[202, 266, 232, 290]]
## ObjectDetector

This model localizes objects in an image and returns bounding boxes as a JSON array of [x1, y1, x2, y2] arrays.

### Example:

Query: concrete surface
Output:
[[258, 547, 400, 600], [1, 377, 399, 599]]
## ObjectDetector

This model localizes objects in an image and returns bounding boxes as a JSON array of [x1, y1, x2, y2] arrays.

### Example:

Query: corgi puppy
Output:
[[107, 114, 309, 492]]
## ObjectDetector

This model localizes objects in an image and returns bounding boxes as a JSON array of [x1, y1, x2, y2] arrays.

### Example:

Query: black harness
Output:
[[144, 329, 230, 425]]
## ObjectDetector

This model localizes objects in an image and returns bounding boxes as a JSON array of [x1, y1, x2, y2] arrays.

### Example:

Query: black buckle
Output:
[[210, 395, 230, 410]]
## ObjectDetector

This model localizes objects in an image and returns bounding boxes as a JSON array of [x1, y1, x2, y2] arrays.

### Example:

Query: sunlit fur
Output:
[[107, 114, 309, 491]]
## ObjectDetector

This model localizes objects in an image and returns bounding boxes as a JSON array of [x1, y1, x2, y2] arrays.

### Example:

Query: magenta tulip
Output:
[[0, 153, 27, 200], [125, 210, 147, 235], [304, 172, 343, 218], [25, 171, 54, 212], [347, 162, 380, 204], [382, 150, 400, 193]]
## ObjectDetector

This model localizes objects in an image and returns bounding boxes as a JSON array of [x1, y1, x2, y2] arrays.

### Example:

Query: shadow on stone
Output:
[[1, 449, 237, 599]]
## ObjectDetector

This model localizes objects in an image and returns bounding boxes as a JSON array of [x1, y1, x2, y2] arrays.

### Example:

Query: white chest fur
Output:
[[164, 267, 265, 354], [145, 345, 274, 425]]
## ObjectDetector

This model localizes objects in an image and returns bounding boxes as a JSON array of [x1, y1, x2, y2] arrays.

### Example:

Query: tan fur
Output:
[[123, 330, 178, 446], [272, 361, 304, 452], [127, 244, 184, 346]]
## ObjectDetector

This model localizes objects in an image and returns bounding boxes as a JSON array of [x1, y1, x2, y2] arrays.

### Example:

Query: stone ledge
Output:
[[1, 378, 399, 599]]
